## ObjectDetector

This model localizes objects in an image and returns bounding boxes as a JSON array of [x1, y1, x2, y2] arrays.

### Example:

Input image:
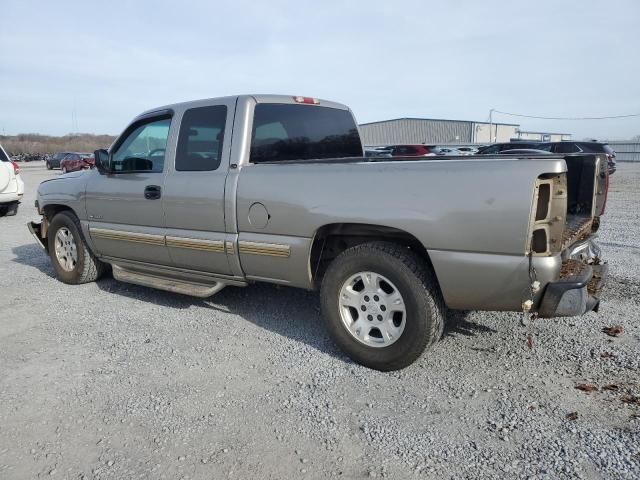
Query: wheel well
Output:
[[43, 204, 73, 222], [309, 223, 434, 288]]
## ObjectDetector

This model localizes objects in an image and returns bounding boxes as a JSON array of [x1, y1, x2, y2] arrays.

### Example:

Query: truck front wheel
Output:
[[48, 211, 105, 284], [320, 241, 445, 371]]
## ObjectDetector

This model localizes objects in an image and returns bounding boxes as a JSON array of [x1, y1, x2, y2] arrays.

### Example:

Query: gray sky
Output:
[[1, 0, 639, 139]]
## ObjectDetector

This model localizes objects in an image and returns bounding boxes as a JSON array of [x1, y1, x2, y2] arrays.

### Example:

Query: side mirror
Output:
[[94, 149, 110, 174]]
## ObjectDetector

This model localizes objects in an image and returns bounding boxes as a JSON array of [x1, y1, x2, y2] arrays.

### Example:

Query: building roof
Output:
[[359, 117, 520, 127], [518, 130, 572, 135]]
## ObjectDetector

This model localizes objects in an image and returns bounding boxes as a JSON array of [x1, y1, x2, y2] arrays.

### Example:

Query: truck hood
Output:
[[39, 170, 87, 185], [37, 170, 89, 210]]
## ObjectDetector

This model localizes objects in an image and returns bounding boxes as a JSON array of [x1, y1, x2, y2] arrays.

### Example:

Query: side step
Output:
[[111, 265, 226, 298]]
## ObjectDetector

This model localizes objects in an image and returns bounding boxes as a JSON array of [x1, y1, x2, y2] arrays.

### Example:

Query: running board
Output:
[[111, 265, 226, 298]]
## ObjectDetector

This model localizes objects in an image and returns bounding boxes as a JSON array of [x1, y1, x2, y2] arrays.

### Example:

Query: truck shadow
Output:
[[11, 243, 56, 278], [11, 242, 494, 360], [12, 243, 343, 359], [96, 277, 345, 359], [444, 310, 498, 338]]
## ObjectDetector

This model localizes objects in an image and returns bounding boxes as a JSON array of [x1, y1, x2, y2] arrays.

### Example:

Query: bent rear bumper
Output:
[[537, 260, 608, 318], [28, 221, 48, 251]]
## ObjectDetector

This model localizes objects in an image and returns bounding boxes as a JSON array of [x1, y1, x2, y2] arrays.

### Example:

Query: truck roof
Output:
[[136, 94, 351, 121]]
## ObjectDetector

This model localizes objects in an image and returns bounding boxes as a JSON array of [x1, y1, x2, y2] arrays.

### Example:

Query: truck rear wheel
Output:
[[48, 211, 105, 284], [320, 241, 445, 371]]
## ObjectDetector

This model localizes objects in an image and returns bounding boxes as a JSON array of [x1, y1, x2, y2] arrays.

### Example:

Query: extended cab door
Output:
[[85, 113, 173, 265], [162, 99, 236, 275]]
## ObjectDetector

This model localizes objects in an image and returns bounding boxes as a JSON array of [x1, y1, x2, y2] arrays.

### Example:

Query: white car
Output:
[[0, 143, 25, 216], [456, 146, 479, 155]]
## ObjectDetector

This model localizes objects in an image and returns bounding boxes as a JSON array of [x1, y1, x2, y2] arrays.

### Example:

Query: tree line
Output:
[[0, 133, 116, 156]]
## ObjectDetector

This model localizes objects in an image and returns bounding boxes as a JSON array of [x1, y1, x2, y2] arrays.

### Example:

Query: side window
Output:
[[111, 117, 171, 173], [481, 145, 500, 154], [555, 143, 580, 153], [176, 105, 227, 171]]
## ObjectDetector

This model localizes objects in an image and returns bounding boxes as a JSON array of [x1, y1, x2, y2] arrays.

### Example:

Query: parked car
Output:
[[364, 148, 392, 158], [0, 143, 25, 216], [28, 94, 609, 371], [498, 149, 554, 155], [46, 152, 71, 170], [539, 141, 617, 175], [385, 144, 437, 156], [432, 147, 459, 155], [476, 142, 549, 154], [456, 146, 479, 155], [60, 153, 95, 173]]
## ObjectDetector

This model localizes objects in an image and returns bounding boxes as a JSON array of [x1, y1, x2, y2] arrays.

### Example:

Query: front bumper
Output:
[[537, 256, 608, 318]]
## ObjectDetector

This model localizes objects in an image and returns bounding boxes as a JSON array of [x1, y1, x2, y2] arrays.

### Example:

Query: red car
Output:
[[385, 144, 437, 157], [60, 153, 95, 173]]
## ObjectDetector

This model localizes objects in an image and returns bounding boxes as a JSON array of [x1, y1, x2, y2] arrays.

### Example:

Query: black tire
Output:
[[46, 162, 52, 170], [5, 202, 18, 216], [320, 241, 445, 371], [0, 205, 7, 217], [48, 211, 105, 284]]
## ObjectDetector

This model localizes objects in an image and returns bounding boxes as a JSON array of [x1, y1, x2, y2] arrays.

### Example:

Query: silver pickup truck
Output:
[[28, 94, 609, 370]]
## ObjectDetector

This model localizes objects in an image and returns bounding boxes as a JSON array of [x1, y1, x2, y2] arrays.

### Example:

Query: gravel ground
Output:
[[1, 163, 638, 479]]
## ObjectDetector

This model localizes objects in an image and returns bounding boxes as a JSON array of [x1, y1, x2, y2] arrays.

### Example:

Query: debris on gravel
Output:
[[576, 383, 599, 393], [602, 325, 625, 337]]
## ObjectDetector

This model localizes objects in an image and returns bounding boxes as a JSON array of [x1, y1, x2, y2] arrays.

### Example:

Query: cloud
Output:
[[0, 0, 638, 139]]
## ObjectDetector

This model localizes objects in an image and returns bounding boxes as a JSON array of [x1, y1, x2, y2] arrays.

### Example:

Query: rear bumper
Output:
[[537, 259, 608, 318], [28, 221, 48, 251]]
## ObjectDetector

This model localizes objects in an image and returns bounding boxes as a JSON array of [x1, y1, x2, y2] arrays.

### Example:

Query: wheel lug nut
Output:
[[360, 305, 366, 311], [380, 305, 386, 311], [373, 295, 379, 301], [377, 315, 383, 321], [364, 295, 370, 302], [367, 315, 373, 321]]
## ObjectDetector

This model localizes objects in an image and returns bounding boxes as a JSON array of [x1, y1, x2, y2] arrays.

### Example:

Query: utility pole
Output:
[[489, 108, 494, 143]]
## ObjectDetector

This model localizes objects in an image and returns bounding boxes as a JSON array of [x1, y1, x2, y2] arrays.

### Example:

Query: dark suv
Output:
[[477, 141, 616, 175], [476, 142, 547, 154], [541, 142, 616, 175]]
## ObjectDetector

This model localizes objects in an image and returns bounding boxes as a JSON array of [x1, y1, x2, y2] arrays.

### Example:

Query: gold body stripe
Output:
[[166, 236, 224, 253], [90, 228, 289, 258], [90, 228, 165, 246], [238, 241, 291, 258]]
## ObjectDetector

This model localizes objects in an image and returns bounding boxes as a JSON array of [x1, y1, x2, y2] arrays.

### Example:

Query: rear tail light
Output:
[[10, 161, 19, 175], [293, 96, 320, 105], [528, 174, 567, 256], [601, 160, 609, 215]]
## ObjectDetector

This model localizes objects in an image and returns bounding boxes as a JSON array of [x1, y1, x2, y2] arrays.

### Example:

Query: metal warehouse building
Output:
[[358, 117, 571, 146]]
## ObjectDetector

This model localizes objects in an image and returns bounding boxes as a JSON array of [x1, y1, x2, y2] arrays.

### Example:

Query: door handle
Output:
[[144, 185, 162, 200]]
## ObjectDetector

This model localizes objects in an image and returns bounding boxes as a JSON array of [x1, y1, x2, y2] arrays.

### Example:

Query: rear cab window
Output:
[[250, 104, 362, 163], [0, 147, 8, 162]]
